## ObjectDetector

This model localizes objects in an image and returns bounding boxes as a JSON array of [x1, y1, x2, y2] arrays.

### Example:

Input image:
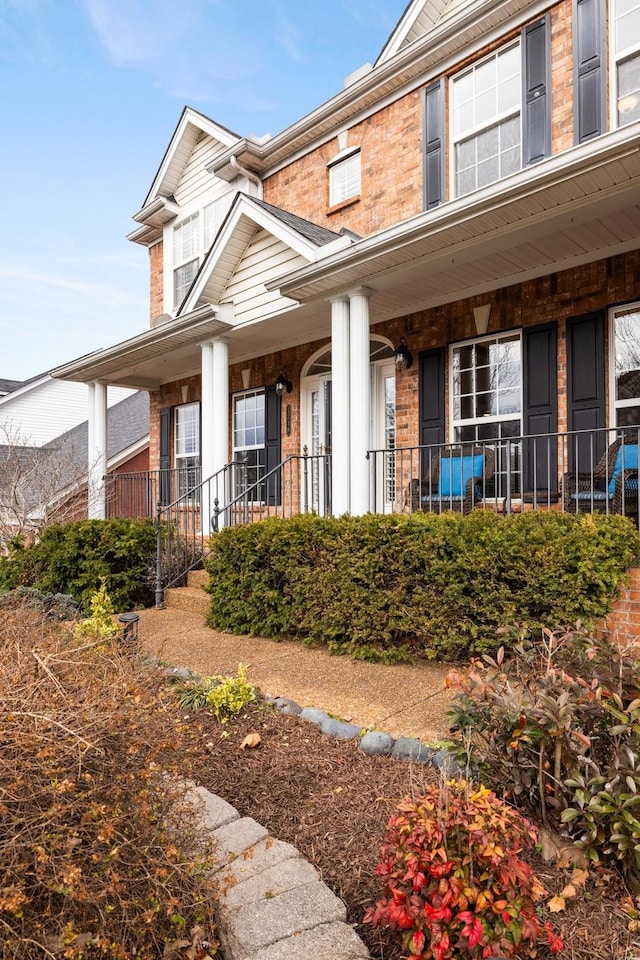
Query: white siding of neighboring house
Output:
[[0, 379, 134, 446], [221, 228, 308, 327]]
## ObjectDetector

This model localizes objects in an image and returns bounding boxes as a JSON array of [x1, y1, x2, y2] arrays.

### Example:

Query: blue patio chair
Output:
[[562, 436, 639, 516], [408, 445, 495, 514]]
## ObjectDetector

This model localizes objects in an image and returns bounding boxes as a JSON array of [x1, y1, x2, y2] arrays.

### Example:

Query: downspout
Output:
[[229, 156, 263, 198]]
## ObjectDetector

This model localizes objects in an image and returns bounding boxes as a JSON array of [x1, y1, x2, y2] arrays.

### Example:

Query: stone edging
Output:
[[267, 696, 461, 776], [189, 783, 370, 960]]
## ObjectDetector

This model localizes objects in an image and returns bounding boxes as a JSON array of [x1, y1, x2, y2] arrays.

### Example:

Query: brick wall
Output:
[[264, 91, 424, 236], [146, 249, 640, 474], [149, 241, 164, 323]]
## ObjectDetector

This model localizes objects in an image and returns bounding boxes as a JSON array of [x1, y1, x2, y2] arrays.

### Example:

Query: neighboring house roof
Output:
[[44, 390, 150, 483], [0, 379, 23, 396], [0, 392, 149, 523]]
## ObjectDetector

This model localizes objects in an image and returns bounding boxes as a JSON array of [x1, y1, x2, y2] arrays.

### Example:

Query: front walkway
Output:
[[136, 606, 454, 743]]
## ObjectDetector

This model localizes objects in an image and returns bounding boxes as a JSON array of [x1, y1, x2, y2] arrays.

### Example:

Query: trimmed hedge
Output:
[[205, 511, 640, 662], [0, 519, 157, 612]]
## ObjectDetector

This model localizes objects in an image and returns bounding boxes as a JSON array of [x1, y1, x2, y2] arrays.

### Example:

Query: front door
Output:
[[309, 376, 332, 513], [302, 340, 396, 514]]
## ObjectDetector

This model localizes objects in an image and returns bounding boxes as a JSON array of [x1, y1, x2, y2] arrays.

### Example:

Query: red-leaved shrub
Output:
[[365, 780, 563, 960]]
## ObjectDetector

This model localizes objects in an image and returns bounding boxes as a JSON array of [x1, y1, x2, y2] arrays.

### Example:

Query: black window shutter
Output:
[[159, 406, 172, 505], [419, 349, 445, 447], [574, 0, 605, 143], [264, 386, 282, 506], [522, 16, 551, 166], [567, 312, 606, 471], [423, 79, 444, 210], [523, 323, 558, 491]]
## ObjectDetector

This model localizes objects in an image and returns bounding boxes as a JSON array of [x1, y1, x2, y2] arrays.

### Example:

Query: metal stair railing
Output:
[[213, 446, 331, 530], [154, 449, 332, 606], [154, 461, 245, 607]]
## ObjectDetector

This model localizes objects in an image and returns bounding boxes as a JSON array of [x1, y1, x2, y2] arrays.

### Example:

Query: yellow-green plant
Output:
[[176, 665, 257, 722], [73, 582, 119, 641]]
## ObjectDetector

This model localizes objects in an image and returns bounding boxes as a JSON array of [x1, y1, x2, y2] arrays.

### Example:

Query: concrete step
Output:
[[164, 584, 209, 617], [187, 569, 209, 589]]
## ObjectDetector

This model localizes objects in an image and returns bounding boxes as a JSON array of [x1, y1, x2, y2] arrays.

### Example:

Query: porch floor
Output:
[[135, 605, 453, 743]]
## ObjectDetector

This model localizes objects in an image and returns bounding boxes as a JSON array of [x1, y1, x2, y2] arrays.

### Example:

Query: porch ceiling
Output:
[[277, 125, 640, 318]]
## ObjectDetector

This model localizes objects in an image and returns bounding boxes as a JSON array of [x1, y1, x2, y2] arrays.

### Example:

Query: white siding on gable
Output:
[[220, 229, 308, 327], [0, 380, 134, 446], [174, 134, 230, 208]]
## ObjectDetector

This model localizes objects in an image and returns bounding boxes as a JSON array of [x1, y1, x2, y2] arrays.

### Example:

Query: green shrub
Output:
[[448, 626, 640, 888], [0, 518, 157, 611], [205, 512, 639, 662], [364, 780, 563, 959]]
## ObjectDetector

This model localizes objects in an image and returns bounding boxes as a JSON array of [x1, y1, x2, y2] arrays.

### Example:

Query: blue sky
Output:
[[0, 0, 402, 381]]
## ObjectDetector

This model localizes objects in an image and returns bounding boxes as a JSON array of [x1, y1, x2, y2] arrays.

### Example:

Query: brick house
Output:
[[53, 0, 640, 538]]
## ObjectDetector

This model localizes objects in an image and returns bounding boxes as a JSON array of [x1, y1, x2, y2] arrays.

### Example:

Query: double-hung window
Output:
[[328, 150, 361, 206], [173, 214, 200, 308], [451, 333, 522, 495], [611, 304, 640, 427], [614, 0, 640, 125], [174, 402, 200, 501], [452, 44, 521, 197], [233, 390, 266, 500]]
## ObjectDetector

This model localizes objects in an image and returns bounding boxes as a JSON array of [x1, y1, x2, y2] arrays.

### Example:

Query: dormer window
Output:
[[173, 213, 199, 307], [328, 149, 361, 207]]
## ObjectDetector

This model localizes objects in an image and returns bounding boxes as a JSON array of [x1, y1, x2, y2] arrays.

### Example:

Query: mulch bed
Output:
[[173, 696, 638, 960]]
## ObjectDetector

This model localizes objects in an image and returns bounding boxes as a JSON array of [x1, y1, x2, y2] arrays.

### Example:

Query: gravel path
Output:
[[137, 606, 454, 743]]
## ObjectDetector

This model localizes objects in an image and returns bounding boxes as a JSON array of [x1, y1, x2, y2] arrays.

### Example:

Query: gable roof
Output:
[[141, 107, 241, 210], [178, 193, 345, 316]]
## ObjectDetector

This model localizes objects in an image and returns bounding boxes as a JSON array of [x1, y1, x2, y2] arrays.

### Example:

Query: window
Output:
[[173, 214, 199, 307], [451, 333, 522, 494], [611, 304, 640, 426], [174, 402, 200, 501], [452, 44, 521, 196], [233, 390, 266, 500], [328, 150, 361, 206], [614, 0, 640, 125], [203, 194, 233, 249]]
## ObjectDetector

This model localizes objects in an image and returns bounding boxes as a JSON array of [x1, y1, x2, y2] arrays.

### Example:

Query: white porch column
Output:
[[329, 295, 350, 516], [200, 337, 229, 533], [87, 381, 107, 519], [349, 287, 373, 516]]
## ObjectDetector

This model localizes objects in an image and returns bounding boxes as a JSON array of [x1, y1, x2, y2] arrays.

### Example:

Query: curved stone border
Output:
[[271, 697, 461, 777], [188, 783, 370, 960]]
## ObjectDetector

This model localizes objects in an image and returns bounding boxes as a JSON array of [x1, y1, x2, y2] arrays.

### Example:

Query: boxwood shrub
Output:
[[0, 518, 157, 612], [205, 511, 640, 662]]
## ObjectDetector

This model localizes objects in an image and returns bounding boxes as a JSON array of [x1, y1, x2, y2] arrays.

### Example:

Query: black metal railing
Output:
[[367, 426, 639, 523], [152, 448, 331, 605]]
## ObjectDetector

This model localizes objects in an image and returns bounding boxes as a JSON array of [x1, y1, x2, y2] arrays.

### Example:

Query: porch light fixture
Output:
[[274, 370, 293, 396], [394, 337, 413, 370]]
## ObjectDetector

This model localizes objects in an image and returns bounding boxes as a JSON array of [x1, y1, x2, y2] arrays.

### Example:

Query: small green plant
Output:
[[73, 582, 119, 640], [364, 779, 563, 960], [176, 665, 257, 722]]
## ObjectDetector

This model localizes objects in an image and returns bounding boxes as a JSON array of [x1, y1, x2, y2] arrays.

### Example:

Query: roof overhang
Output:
[[273, 124, 640, 312], [206, 0, 549, 178], [50, 304, 232, 390], [127, 196, 181, 246]]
